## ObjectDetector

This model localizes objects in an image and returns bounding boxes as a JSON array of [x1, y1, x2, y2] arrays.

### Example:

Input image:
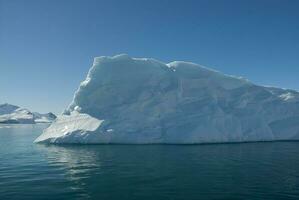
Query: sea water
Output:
[[0, 124, 299, 199]]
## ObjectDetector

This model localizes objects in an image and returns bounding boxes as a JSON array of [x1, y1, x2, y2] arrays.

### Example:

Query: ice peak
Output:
[[93, 54, 132, 65]]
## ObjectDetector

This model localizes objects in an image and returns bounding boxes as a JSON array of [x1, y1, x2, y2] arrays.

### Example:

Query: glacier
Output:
[[0, 103, 56, 124], [35, 54, 299, 144]]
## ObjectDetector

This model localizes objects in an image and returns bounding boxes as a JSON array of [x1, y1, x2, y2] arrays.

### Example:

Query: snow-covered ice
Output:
[[35, 54, 299, 144], [34, 111, 103, 143]]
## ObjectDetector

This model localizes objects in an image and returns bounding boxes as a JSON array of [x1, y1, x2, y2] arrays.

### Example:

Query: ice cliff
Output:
[[35, 54, 299, 144]]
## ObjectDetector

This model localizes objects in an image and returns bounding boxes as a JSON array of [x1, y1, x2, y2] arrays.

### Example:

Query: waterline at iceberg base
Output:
[[35, 54, 299, 144]]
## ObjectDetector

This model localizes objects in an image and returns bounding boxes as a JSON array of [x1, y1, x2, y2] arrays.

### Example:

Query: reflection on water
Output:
[[37, 144, 100, 190], [1, 125, 299, 199]]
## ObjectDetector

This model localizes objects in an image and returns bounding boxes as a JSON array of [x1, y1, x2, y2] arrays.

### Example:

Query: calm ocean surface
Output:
[[0, 124, 299, 200]]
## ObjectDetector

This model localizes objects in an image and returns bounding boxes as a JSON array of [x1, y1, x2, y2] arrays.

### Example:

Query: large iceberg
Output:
[[35, 54, 299, 144], [0, 103, 56, 124]]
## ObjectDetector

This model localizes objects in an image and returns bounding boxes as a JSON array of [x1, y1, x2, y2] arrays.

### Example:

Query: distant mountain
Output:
[[0, 103, 56, 124], [0, 103, 19, 115]]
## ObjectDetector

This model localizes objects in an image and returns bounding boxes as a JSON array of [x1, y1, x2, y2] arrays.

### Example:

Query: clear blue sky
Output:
[[0, 0, 298, 114]]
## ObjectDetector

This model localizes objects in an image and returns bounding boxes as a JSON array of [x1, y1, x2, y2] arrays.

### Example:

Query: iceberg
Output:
[[0, 103, 56, 124], [35, 54, 299, 144]]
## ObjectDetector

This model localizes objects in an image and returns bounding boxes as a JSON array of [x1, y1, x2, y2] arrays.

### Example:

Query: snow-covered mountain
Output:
[[0, 103, 56, 124], [35, 54, 299, 144]]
